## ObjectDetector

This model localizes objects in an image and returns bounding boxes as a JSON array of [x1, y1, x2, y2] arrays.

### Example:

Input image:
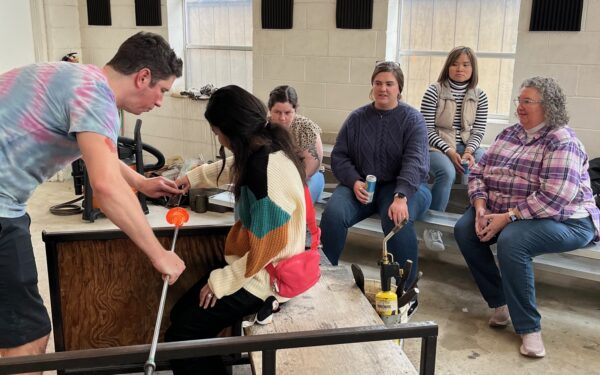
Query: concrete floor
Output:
[[27, 181, 600, 375]]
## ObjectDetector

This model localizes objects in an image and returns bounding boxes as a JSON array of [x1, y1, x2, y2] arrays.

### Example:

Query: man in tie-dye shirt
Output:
[[0, 32, 186, 363]]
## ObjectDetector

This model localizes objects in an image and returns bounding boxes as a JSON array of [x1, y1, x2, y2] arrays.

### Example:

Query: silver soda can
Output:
[[461, 161, 470, 184], [365, 175, 376, 203]]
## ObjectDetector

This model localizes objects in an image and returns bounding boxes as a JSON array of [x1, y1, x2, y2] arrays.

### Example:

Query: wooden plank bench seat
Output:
[[321, 143, 600, 281], [244, 266, 420, 375], [209, 183, 600, 282]]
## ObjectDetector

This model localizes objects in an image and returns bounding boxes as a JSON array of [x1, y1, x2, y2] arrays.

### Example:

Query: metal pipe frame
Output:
[[0, 322, 438, 375]]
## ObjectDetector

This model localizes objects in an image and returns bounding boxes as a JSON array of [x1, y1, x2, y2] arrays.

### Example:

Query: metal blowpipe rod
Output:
[[144, 225, 181, 375], [382, 219, 407, 262]]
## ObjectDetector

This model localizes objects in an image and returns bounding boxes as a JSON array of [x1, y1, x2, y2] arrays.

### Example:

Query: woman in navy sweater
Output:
[[320, 61, 431, 290]]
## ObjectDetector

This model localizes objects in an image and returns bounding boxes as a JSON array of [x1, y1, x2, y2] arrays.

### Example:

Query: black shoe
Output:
[[256, 296, 280, 324]]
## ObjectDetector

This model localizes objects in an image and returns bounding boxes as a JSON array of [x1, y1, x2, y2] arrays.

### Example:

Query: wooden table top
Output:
[[245, 266, 417, 375]]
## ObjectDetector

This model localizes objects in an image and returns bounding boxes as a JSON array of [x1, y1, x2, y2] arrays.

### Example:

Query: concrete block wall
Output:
[[75, 0, 211, 161], [37, 0, 600, 160], [513, 0, 600, 157], [77, 0, 168, 67], [37, 0, 82, 182], [0, 2, 36, 73], [44, 0, 82, 62], [126, 96, 219, 162], [34, 0, 210, 162], [252, 0, 392, 143]]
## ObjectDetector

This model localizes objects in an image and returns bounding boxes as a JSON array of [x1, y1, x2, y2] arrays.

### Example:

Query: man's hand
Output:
[[151, 250, 186, 285], [138, 176, 183, 198], [353, 180, 370, 204]]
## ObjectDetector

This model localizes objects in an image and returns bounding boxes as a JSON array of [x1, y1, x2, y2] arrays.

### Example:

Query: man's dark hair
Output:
[[106, 31, 183, 85]]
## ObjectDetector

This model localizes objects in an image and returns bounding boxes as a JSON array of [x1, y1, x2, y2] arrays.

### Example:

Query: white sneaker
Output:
[[488, 305, 511, 327], [423, 229, 445, 251], [520, 331, 546, 358]]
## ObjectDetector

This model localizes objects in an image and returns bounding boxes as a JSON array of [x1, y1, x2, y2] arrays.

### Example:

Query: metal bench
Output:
[[315, 192, 600, 282], [207, 163, 600, 282]]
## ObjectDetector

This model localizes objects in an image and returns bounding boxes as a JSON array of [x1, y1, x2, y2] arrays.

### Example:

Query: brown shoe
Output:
[[520, 331, 546, 358], [488, 305, 510, 327]]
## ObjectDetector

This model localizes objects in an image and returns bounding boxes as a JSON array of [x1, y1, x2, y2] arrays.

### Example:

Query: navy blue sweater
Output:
[[331, 102, 429, 199]]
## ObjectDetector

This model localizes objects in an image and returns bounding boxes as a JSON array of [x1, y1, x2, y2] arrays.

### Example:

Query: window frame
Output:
[[395, 0, 520, 121], [182, 0, 252, 90]]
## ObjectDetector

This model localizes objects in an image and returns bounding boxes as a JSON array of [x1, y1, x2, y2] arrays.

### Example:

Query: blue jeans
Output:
[[454, 207, 595, 334], [307, 171, 325, 205], [429, 144, 485, 211], [320, 182, 431, 288]]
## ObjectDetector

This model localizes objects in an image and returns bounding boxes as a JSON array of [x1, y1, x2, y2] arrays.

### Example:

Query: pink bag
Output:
[[265, 186, 321, 298], [265, 247, 320, 298]]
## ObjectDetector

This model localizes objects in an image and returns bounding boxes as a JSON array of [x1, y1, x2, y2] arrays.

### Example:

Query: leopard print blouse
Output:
[[290, 114, 321, 160]]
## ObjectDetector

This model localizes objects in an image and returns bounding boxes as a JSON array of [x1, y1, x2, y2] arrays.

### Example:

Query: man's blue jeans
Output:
[[320, 182, 431, 288], [454, 207, 595, 334], [429, 144, 485, 211]]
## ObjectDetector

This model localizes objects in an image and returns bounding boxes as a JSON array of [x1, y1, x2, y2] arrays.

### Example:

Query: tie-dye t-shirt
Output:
[[0, 63, 120, 218]]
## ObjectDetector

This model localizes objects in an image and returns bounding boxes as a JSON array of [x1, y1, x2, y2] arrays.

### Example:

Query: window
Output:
[[184, 0, 253, 91], [397, 0, 520, 119]]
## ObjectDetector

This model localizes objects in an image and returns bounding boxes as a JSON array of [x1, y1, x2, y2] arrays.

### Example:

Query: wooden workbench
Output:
[[42, 205, 235, 355], [245, 266, 417, 374], [42, 204, 418, 374]]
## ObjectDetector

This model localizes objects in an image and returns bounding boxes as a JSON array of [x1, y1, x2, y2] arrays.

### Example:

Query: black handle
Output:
[[396, 259, 413, 294], [398, 287, 419, 308], [351, 264, 365, 294], [405, 270, 423, 293]]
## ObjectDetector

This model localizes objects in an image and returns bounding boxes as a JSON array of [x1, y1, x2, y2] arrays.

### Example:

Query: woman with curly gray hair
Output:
[[454, 77, 600, 358]]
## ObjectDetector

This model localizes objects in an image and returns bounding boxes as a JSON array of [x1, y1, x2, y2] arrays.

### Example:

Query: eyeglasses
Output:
[[513, 98, 543, 106]]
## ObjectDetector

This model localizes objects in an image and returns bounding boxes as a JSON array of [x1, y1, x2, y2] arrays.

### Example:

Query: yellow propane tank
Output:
[[375, 290, 398, 317], [375, 289, 400, 344]]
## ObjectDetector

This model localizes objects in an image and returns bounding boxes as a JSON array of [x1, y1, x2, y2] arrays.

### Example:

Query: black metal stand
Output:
[[133, 119, 149, 214], [81, 119, 152, 222], [81, 168, 102, 222]]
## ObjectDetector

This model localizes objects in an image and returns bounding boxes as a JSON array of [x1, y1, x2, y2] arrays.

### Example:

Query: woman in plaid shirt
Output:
[[454, 77, 600, 358]]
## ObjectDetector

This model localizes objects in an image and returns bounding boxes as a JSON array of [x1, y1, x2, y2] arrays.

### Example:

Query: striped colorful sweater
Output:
[[186, 147, 306, 301]]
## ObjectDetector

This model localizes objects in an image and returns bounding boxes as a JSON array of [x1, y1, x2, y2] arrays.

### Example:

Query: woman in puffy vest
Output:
[[420, 46, 489, 251]]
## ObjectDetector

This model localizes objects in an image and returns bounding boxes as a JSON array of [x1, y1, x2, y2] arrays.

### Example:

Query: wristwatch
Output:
[[394, 192, 406, 200], [508, 209, 518, 222]]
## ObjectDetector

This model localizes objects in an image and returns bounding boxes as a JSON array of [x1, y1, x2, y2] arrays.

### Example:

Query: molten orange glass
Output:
[[166, 207, 190, 227]]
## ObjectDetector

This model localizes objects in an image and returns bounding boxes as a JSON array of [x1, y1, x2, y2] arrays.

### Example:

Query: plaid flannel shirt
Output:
[[468, 123, 600, 241]]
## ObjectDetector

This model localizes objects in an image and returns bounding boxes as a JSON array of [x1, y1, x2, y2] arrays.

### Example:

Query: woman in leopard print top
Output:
[[268, 85, 324, 204]]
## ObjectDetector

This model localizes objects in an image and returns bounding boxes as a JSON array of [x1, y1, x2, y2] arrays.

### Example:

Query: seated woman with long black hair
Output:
[[165, 85, 308, 374]]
